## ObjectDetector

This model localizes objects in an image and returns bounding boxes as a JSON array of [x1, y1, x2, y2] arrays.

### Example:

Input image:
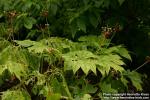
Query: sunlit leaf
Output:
[[81, 94, 91, 100], [2, 90, 31, 100], [63, 50, 97, 75]]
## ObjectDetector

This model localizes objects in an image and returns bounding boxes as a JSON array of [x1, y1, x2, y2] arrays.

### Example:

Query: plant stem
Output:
[[61, 72, 73, 100], [134, 61, 149, 71]]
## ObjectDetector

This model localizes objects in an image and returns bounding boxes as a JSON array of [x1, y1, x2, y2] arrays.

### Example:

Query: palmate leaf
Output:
[[103, 45, 131, 60], [63, 50, 98, 75], [15, 39, 62, 66], [63, 50, 125, 76], [15, 40, 49, 53], [41, 37, 76, 53], [123, 70, 143, 91], [97, 54, 125, 77]]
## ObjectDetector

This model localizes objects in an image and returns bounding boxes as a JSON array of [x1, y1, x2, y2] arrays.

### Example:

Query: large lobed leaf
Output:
[[63, 50, 126, 76], [103, 45, 131, 61], [63, 50, 97, 75], [97, 54, 125, 77], [15, 40, 48, 53]]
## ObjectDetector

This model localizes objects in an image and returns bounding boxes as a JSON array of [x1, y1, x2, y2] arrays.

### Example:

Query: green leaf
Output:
[[22, 1, 33, 11], [104, 45, 131, 61], [121, 76, 128, 88], [28, 43, 48, 53], [89, 14, 98, 28], [97, 54, 125, 77], [50, 78, 62, 93], [63, 50, 97, 75], [15, 40, 48, 53], [77, 18, 86, 32], [117, 47, 131, 60], [123, 70, 143, 91], [6, 61, 27, 80], [24, 17, 36, 29], [70, 22, 78, 38], [46, 93, 61, 100], [0, 46, 11, 65], [14, 40, 36, 47], [118, 0, 125, 5], [83, 84, 97, 94], [63, 49, 126, 76], [41, 37, 75, 53], [50, 3, 58, 15], [81, 94, 91, 100], [36, 73, 46, 85], [24, 18, 32, 29], [2, 90, 31, 100], [0, 65, 6, 75], [100, 81, 118, 93], [78, 35, 110, 49], [0, 46, 28, 80], [0, 12, 4, 18]]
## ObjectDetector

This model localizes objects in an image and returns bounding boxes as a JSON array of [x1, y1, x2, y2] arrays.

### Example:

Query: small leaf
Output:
[[24, 18, 32, 29], [24, 17, 36, 29]]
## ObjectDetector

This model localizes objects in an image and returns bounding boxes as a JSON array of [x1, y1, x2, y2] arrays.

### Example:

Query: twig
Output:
[[134, 61, 149, 71]]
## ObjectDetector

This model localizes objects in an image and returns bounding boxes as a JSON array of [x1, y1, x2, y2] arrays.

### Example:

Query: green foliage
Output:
[[122, 70, 143, 91], [0, 0, 148, 99], [2, 90, 31, 100], [0, 46, 28, 81], [0, 36, 144, 99], [63, 50, 98, 74]]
